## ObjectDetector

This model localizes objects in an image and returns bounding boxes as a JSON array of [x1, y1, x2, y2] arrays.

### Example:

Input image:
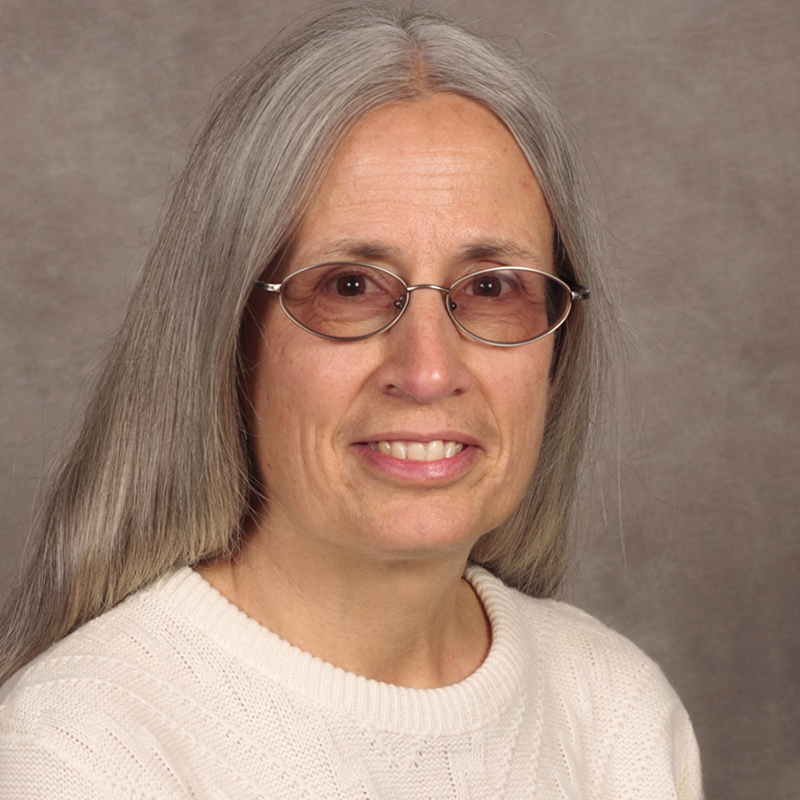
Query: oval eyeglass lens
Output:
[[449, 268, 570, 344], [281, 264, 405, 339]]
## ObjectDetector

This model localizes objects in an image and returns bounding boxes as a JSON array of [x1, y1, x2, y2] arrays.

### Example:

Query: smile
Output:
[[367, 440, 465, 461]]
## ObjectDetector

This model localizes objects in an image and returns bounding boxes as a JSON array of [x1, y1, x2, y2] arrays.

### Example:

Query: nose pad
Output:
[[376, 287, 472, 403]]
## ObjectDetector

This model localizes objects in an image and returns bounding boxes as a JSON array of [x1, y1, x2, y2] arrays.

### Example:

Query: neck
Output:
[[199, 526, 491, 688]]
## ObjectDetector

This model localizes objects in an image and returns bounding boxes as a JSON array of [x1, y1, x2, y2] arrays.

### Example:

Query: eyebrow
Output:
[[319, 240, 402, 264], [316, 238, 551, 269], [456, 240, 551, 269]]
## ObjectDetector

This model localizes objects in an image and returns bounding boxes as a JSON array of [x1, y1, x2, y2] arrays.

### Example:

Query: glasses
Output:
[[254, 262, 590, 347]]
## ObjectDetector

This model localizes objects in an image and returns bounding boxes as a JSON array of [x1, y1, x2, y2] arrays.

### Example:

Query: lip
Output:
[[358, 431, 481, 448], [351, 433, 479, 483]]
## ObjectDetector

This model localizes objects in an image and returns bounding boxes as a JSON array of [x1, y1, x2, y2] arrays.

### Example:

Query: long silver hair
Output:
[[0, 5, 609, 684]]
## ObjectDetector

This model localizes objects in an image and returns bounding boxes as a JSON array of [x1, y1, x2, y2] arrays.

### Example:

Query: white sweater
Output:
[[0, 566, 702, 799]]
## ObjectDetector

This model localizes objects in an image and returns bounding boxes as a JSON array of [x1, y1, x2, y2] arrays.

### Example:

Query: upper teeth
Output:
[[368, 440, 464, 461]]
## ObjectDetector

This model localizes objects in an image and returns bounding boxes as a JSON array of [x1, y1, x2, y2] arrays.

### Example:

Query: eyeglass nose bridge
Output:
[[393, 282, 452, 311], [391, 282, 475, 347], [405, 283, 450, 293]]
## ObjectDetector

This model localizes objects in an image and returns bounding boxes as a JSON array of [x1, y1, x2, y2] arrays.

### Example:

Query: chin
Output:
[[361, 508, 492, 559]]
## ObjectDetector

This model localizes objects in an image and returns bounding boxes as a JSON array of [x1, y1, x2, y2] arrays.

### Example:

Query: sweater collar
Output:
[[156, 564, 531, 734]]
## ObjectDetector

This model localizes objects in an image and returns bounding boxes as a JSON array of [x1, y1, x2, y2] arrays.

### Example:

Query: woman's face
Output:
[[243, 94, 555, 564]]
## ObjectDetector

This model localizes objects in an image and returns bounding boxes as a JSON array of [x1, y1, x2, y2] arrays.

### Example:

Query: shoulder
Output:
[[0, 568, 217, 796], [1, 568, 194, 701], [468, 563, 676, 696], [467, 566, 704, 798]]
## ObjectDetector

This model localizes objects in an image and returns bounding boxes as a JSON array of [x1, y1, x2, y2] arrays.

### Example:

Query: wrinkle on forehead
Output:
[[291, 94, 553, 276], [315, 238, 552, 273]]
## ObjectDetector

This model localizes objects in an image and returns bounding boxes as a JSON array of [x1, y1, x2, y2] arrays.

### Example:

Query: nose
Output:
[[374, 287, 473, 403]]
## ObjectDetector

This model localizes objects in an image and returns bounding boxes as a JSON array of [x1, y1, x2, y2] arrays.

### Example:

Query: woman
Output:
[[0, 7, 702, 798]]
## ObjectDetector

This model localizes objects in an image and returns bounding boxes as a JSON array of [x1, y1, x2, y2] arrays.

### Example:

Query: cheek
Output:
[[241, 312, 305, 480], [245, 322, 363, 479], [491, 346, 552, 475], [495, 342, 552, 419]]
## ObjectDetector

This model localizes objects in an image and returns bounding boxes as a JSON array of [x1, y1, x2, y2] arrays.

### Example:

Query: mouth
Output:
[[366, 440, 465, 462]]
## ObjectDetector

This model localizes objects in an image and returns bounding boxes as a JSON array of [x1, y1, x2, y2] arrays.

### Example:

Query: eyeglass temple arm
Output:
[[571, 287, 590, 301], [254, 281, 281, 293]]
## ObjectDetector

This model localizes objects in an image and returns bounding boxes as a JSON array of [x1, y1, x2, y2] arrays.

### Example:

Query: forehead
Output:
[[291, 94, 553, 272]]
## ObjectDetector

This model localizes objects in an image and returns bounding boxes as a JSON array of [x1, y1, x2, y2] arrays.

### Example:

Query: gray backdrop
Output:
[[1, 1, 798, 797]]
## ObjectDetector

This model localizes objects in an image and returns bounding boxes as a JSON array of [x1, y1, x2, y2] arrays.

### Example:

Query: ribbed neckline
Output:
[[154, 565, 529, 735]]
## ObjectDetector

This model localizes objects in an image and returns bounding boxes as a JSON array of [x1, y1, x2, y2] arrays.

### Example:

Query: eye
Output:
[[335, 273, 367, 296], [313, 264, 400, 301], [471, 275, 503, 297], [457, 270, 520, 299], [318, 267, 378, 298]]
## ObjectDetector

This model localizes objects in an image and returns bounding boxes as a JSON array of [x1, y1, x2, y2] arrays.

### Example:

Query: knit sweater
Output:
[[0, 566, 702, 799]]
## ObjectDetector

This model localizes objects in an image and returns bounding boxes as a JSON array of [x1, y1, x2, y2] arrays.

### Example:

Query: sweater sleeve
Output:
[[0, 690, 195, 800], [0, 736, 130, 800], [672, 702, 704, 800], [598, 661, 704, 800], [525, 596, 704, 800]]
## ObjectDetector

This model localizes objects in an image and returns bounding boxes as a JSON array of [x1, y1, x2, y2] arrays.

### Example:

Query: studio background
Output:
[[1, 0, 797, 796]]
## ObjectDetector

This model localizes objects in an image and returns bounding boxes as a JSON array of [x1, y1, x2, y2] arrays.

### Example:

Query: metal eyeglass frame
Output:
[[254, 262, 590, 347]]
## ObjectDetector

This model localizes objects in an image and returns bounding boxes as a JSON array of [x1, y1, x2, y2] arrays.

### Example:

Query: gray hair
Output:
[[0, 5, 610, 684]]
